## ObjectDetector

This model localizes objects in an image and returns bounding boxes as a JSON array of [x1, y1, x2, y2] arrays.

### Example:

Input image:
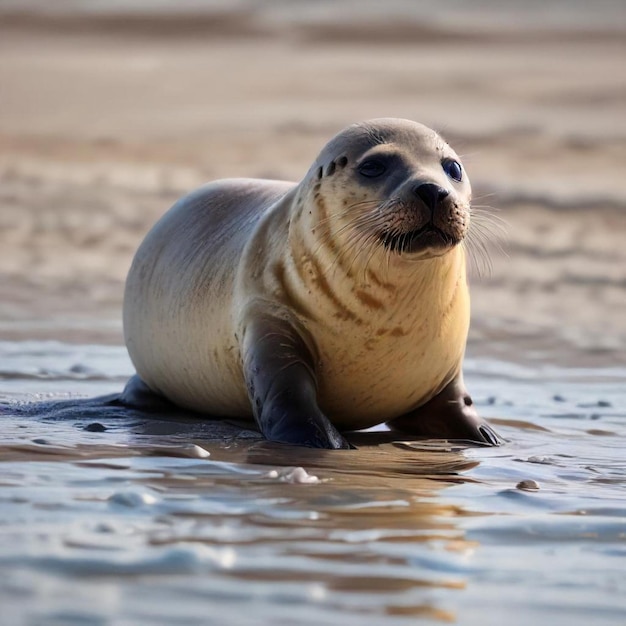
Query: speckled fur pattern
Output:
[[122, 118, 500, 446]]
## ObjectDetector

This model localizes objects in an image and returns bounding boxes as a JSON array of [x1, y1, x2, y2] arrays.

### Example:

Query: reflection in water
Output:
[[1, 342, 626, 625], [1, 410, 479, 624]]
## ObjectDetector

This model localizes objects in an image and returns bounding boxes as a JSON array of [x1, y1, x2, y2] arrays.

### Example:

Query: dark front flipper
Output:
[[242, 308, 351, 449], [386, 373, 502, 446]]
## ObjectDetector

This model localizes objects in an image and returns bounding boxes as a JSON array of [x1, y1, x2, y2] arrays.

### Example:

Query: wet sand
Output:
[[1, 6, 626, 625], [2, 341, 625, 626], [1, 6, 625, 363]]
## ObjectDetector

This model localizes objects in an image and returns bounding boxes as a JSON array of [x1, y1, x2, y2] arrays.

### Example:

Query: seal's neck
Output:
[[368, 247, 468, 313], [286, 183, 468, 327]]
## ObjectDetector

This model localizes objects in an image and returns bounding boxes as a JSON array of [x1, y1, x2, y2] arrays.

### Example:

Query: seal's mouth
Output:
[[380, 224, 457, 254]]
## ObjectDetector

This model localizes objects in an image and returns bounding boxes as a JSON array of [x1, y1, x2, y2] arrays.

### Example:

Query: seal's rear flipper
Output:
[[119, 375, 181, 413], [2, 375, 195, 423], [1, 375, 245, 438], [386, 374, 502, 446]]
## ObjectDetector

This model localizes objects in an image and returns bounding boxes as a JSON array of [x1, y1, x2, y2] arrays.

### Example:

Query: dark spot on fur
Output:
[[355, 289, 384, 310], [325, 161, 336, 176], [366, 270, 396, 293], [316, 166, 323, 180], [336, 156, 348, 168], [334, 311, 362, 323]]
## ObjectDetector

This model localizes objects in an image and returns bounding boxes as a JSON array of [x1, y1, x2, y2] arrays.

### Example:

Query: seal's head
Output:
[[303, 118, 471, 261]]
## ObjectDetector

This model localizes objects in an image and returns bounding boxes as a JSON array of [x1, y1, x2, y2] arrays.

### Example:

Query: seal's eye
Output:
[[358, 159, 387, 178], [442, 159, 463, 182]]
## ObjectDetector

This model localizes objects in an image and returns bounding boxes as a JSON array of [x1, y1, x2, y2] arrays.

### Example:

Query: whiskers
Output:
[[311, 196, 506, 283], [465, 203, 508, 278], [313, 198, 392, 281]]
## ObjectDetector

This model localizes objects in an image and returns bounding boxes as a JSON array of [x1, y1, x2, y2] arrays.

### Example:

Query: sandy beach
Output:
[[1, 6, 626, 625], [0, 3, 625, 363]]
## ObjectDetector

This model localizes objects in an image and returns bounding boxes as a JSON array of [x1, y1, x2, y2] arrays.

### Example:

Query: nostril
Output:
[[414, 183, 449, 211], [478, 424, 502, 447]]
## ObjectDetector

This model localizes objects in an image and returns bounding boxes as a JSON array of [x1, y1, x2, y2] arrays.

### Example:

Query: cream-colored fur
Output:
[[124, 119, 472, 429]]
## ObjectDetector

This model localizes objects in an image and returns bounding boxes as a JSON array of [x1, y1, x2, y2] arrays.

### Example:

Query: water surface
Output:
[[1, 341, 625, 625]]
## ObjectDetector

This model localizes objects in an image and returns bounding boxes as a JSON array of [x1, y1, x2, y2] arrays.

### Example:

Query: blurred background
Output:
[[1, 0, 624, 365]]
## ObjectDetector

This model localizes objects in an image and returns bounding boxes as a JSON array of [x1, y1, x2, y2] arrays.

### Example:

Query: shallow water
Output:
[[1, 341, 625, 625]]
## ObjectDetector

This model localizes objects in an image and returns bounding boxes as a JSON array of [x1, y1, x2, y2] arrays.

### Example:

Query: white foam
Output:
[[265, 467, 320, 484]]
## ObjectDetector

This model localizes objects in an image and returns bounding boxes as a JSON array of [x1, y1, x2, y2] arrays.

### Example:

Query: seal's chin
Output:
[[380, 224, 459, 255]]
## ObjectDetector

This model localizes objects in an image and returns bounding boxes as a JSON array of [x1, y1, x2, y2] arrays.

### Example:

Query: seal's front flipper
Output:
[[386, 373, 502, 446], [241, 308, 351, 449]]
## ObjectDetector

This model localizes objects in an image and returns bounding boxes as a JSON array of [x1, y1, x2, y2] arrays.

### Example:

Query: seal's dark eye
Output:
[[358, 159, 387, 178], [442, 159, 463, 182]]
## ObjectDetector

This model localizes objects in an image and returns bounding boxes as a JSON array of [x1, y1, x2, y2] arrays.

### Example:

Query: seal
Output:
[[121, 118, 501, 449]]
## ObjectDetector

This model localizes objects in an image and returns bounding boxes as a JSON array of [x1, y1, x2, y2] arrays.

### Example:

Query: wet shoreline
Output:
[[2, 339, 625, 625], [1, 3, 625, 623]]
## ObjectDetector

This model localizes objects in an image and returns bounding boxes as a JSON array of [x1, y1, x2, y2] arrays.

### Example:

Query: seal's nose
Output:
[[414, 183, 449, 212], [477, 423, 502, 446]]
